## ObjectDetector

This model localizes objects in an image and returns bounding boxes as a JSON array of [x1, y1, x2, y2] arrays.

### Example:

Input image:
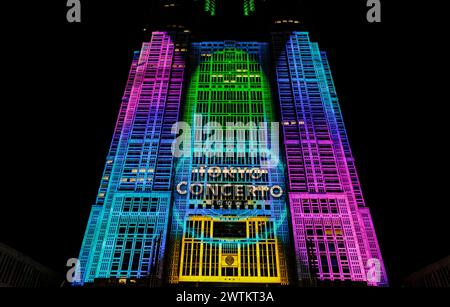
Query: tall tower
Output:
[[75, 0, 388, 287], [75, 30, 189, 286], [167, 42, 291, 285], [272, 32, 388, 286]]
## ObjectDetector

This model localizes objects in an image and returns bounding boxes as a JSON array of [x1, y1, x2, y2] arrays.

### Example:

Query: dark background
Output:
[[1, 0, 447, 287]]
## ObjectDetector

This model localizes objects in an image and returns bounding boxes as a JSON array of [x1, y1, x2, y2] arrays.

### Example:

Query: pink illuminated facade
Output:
[[75, 1, 389, 286], [272, 32, 388, 286]]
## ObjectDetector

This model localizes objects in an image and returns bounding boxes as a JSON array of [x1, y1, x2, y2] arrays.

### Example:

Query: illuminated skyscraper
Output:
[[75, 0, 388, 287], [76, 31, 188, 285], [272, 32, 388, 286], [167, 42, 290, 285]]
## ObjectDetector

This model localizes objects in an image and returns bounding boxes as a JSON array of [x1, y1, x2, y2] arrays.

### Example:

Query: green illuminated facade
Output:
[[204, 0, 216, 16], [203, 0, 256, 16], [243, 0, 256, 16]]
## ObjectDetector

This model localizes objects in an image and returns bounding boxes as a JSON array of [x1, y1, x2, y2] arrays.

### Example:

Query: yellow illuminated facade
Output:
[[179, 216, 281, 283]]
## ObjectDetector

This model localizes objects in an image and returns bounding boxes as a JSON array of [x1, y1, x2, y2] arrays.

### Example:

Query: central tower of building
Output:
[[167, 42, 290, 284]]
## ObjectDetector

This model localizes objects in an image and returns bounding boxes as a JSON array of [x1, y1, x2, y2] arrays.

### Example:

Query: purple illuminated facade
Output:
[[76, 3, 389, 286], [272, 32, 388, 286], [76, 31, 188, 285]]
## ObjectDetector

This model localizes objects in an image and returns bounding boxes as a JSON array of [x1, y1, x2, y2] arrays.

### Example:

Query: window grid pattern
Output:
[[168, 41, 290, 285], [74, 27, 388, 287], [76, 31, 187, 285], [272, 32, 388, 286], [179, 216, 280, 283]]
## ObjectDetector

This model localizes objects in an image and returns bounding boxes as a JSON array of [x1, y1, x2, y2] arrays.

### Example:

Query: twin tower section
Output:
[[75, 30, 388, 287]]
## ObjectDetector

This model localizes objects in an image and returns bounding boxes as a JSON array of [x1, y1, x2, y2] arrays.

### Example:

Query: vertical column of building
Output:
[[76, 51, 140, 285], [153, 33, 187, 191], [168, 41, 291, 284], [76, 31, 187, 285], [271, 33, 312, 283], [272, 31, 387, 286], [309, 41, 367, 283], [320, 52, 388, 286], [257, 42, 292, 285]]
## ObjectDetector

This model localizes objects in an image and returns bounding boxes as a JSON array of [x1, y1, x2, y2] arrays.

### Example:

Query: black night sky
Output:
[[1, 0, 448, 288]]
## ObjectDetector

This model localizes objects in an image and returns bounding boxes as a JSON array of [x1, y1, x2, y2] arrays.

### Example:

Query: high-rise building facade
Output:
[[76, 31, 188, 285], [272, 32, 388, 286], [167, 42, 290, 285], [75, 0, 388, 287]]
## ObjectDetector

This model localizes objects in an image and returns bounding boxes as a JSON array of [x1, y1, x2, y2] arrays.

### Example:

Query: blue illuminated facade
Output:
[[76, 32, 188, 285], [75, 1, 388, 287]]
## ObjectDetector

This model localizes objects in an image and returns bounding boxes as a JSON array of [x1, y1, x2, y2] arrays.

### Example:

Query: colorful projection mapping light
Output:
[[167, 43, 290, 284], [74, 29, 388, 287]]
